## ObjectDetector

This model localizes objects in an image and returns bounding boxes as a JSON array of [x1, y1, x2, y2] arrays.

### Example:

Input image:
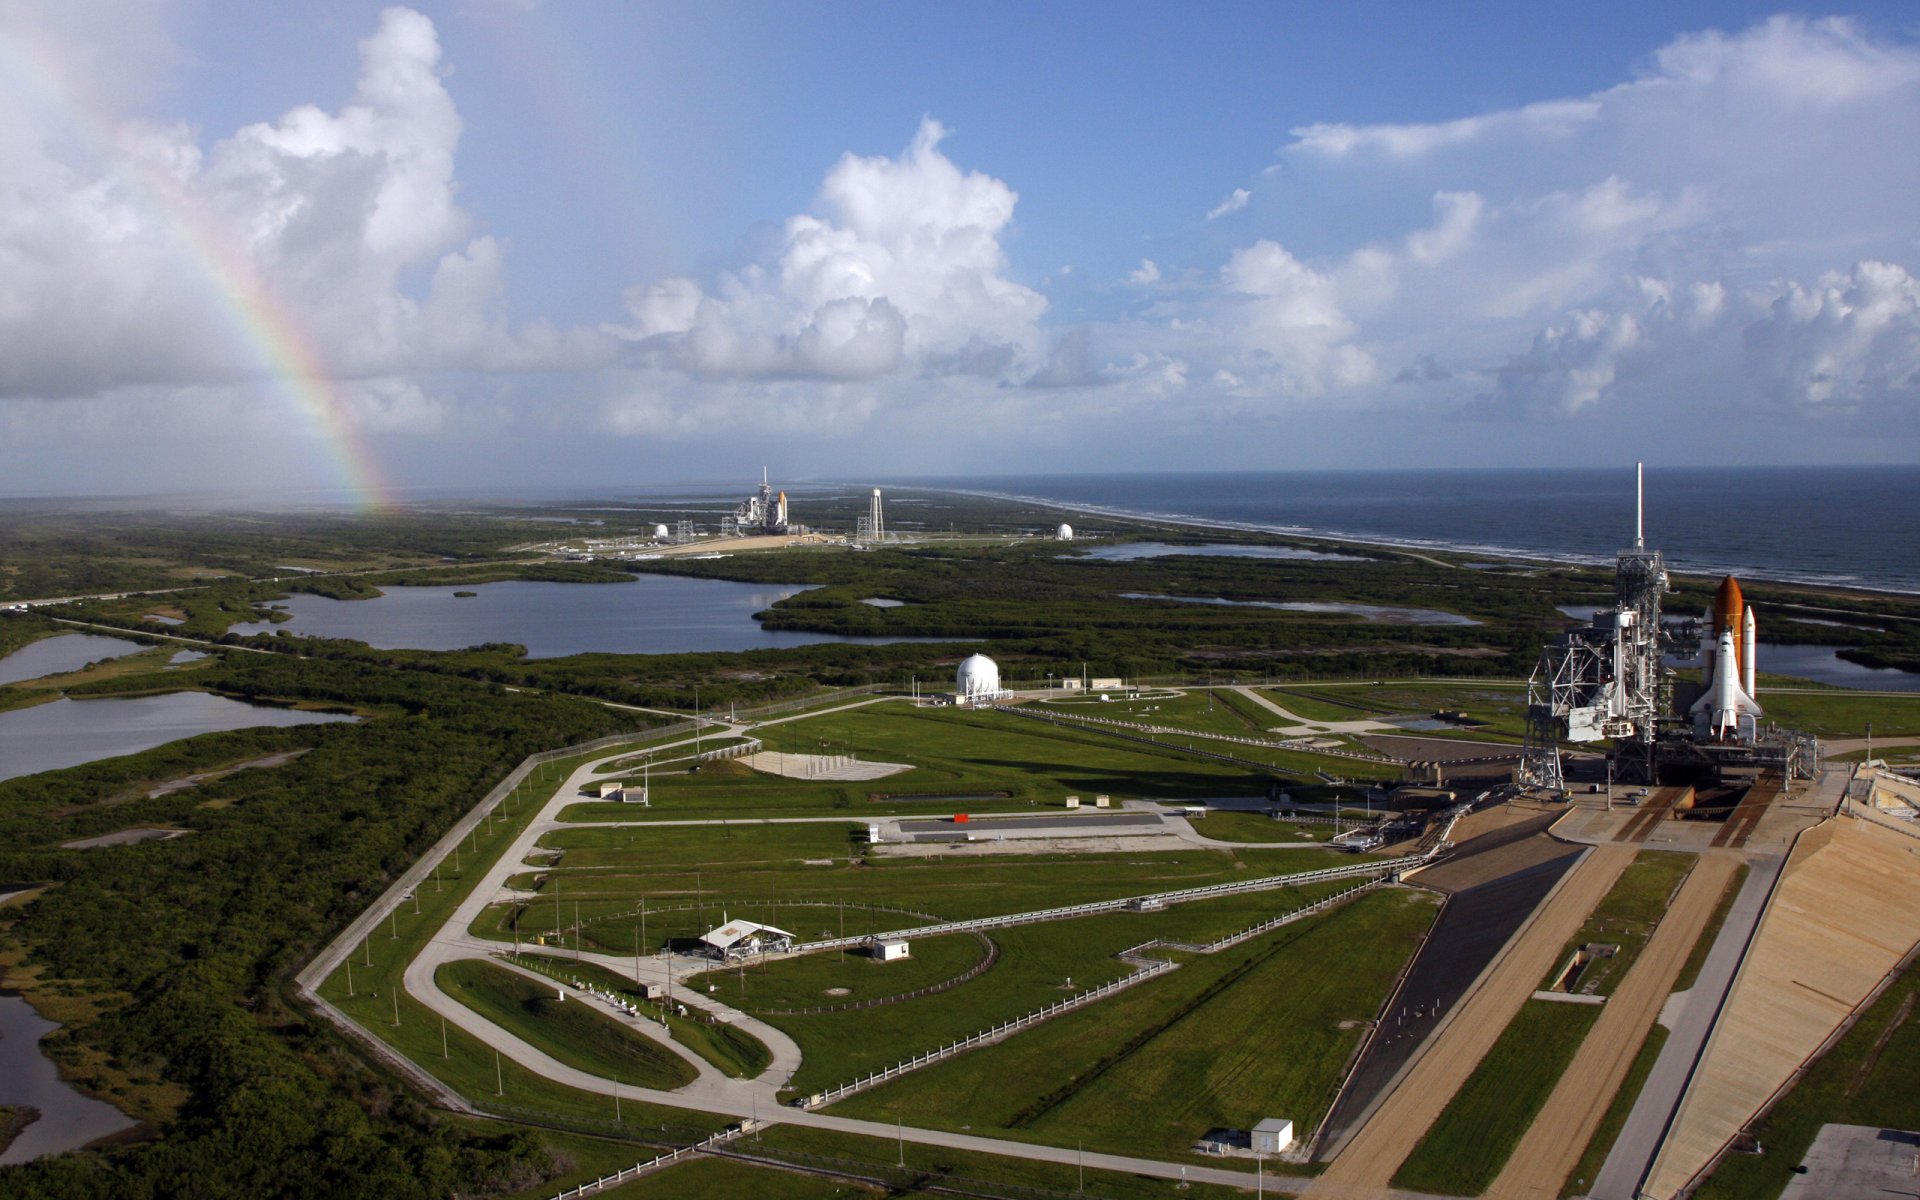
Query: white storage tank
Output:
[[955, 653, 1002, 702], [1056, 523, 1074, 540]]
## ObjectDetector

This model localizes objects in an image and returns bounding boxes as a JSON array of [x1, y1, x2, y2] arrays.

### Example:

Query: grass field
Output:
[[1392, 999, 1603, 1196], [492, 832, 1364, 947], [747, 1123, 1257, 1199], [1696, 963, 1920, 1199], [1186, 809, 1340, 843], [1756, 689, 1920, 737], [602, 1156, 878, 1199], [554, 705, 1278, 827], [1545, 851, 1694, 996], [438, 958, 699, 1090], [499, 952, 773, 1078], [683, 931, 990, 1012], [832, 887, 1440, 1167]]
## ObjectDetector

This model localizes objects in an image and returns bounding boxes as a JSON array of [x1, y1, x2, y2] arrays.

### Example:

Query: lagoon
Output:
[[0, 693, 356, 784], [0, 994, 139, 1164], [1120, 592, 1480, 626], [230, 577, 942, 657], [0, 634, 148, 685]]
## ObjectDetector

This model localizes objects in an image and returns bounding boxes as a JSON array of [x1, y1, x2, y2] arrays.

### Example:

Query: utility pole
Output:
[[345, 960, 354, 997], [441, 1015, 448, 1059], [494, 1050, 503, 1096]]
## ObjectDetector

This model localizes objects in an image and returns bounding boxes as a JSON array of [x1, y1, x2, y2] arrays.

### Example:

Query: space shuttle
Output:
[[1689, 575, 1762, 742]]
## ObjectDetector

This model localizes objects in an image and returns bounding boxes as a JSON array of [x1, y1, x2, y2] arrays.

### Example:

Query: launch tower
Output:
[[1520, 464, 1819, 791], [1521, 464, 1670, 788]]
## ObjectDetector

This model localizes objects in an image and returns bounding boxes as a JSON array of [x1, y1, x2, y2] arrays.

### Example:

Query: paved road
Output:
[[389, 733, 1296, 1193], [1589, 852, 1786, 1199], [895, 812, 1162, 834], [1487, 854, 1739, 1199], [1308, 843, 1634, 1198]]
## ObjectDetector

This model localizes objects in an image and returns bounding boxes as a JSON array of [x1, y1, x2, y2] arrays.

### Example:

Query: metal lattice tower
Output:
[[1520, 464, 1670, 790]]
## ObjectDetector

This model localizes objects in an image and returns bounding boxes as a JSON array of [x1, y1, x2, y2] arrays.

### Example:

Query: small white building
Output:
[[874, 938, 911, 962], [598, 781, 625, 800], [1252, 1117, 1295, 1155], [698, 919, 796, 962], [955, 653, 1005, 704], [1056, 523, 1074, 540]]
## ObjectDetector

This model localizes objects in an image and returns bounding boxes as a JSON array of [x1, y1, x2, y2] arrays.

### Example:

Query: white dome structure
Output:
[[1055, 523, 1074, 540], [955, 653, 1003, 703], [652, 524, 671, 539]]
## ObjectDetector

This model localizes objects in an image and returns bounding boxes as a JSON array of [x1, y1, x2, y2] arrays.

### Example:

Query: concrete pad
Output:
[[1780, 1124, 1920, 1200], [742, 750, 910, 781]]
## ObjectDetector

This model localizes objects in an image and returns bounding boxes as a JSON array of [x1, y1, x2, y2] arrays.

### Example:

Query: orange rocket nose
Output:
[[1713, 575, 1744, 635]]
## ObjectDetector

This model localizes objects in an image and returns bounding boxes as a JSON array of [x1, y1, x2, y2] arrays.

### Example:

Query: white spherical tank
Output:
[[1055, 523, 1074, 540], [955, 653, 1002, 700], [652, 524, 670, 539]]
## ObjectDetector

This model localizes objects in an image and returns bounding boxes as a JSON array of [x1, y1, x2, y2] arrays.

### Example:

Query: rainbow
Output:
[[0, 24, 392, 510]]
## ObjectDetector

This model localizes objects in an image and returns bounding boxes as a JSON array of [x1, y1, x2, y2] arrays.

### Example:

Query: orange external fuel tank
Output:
[[1713, 575, 1745, 678]]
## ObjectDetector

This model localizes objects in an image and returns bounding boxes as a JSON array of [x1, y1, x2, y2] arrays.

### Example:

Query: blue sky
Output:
[[3, 2, 1919, 498]]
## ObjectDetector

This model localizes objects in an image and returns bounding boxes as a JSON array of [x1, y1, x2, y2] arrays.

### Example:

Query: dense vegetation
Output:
[[0, 654, 634, 1198]]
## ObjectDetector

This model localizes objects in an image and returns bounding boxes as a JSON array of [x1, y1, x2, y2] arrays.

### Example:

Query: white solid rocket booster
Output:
[[1742, 607, 1757, 698]]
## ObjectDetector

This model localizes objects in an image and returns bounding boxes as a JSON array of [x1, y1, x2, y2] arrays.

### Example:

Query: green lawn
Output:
[[1185, 809, 1339, 843], [1755, 689, 1920, 738], [833, 887, 1441, 1167], [1544, 851, 1694, 996], [490, 835, 1365, 948], [439, 957, 699, 1091], [498, 952, 773, 1079], [748, 1124, 1259, 1199], [684, 931, 990, 1012], [1392, 1000, 1603, 1195]]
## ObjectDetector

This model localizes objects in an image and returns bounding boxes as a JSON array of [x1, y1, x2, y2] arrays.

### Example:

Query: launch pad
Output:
[[1520, 465, 1821, 793]]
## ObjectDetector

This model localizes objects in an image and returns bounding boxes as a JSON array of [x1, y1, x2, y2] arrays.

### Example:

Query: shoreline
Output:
[[930, 486, 1920, 600]]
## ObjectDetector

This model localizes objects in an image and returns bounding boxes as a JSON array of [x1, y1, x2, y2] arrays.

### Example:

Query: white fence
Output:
[[801, 874, 1397, 1108], [547, 1122, 750, 1198], [800, 960, 1179, 1108], [793, 855, 1416, 954]]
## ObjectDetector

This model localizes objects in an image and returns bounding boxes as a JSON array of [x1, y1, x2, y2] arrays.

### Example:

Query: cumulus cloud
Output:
[[1206, 188, 1250, 219], [614, 118, 1046, 382], [0, 6, 607, 404], [1744, 261, 1920, 409]]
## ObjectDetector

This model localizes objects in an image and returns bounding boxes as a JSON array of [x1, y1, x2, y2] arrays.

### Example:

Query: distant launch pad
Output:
[[1520, 464, 1818, 790]]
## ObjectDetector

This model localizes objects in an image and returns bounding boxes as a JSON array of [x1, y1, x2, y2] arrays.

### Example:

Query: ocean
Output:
[[913, 466, 1920, 595]]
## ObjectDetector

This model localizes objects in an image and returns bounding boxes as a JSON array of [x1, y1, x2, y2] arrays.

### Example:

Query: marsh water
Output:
[[229, 577, 943, 657], [0, 634, 148, 685], [0, 994, 139, 1164], [1119, 592, 1480, 626], [0, 693, 356, 784], [1552, 607, 1920, 691]]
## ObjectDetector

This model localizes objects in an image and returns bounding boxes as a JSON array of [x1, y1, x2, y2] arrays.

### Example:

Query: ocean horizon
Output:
[[900, 465, 1920, 596]]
